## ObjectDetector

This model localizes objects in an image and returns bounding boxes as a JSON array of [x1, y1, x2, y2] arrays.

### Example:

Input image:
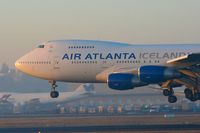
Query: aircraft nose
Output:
[[15, 58, 23, 71], [15, 59, 22, 71]]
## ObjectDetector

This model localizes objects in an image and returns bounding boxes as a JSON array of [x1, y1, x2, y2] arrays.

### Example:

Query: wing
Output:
[[167, 53, 200, 67], [161, 53, 200, 90], [96, 53, 200, 92]]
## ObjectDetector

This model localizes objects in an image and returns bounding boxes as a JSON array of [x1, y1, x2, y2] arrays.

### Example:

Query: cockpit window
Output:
[[37, 45, 45, 48]]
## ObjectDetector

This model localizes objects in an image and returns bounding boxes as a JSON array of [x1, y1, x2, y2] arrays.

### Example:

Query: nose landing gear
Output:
[[49, 81, 59, 98], [50, 91, 59, 98]]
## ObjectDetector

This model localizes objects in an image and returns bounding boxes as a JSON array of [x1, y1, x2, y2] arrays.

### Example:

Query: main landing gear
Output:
[[49, 81, 59, 98], [184, 88, 200, 102], [163, 87, 177, 103]]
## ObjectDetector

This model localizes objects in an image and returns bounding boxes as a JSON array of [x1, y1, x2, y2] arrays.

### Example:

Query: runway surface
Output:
[[0, 114, 200, 133], [0, 124, 200, 133]]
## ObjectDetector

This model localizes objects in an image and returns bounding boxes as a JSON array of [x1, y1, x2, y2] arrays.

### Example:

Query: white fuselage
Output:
[[15, 40, 200, 83]]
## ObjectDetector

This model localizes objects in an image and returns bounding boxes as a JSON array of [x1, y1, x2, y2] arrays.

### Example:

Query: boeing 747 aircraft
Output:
[[15, 40, 200, 103]]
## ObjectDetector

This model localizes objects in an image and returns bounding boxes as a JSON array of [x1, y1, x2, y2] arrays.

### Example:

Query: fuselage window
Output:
[[38, 45, 45, 48], [68, 45, 95, 49]]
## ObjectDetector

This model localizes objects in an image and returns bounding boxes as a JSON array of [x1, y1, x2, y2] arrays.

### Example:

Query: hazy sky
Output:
[[0, 0, 200, 67]]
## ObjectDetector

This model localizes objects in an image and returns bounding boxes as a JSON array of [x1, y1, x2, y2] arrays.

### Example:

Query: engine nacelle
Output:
[[108, 73, 147, 90], [139, 65, 181, 83]]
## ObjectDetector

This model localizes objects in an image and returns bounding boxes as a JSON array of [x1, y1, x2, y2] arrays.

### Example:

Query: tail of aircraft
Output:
[[0, 94, 11, 102], [75, 84, 95, 95]]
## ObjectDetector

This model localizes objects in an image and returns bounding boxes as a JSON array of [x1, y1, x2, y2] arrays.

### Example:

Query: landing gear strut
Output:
[[184, 88, 199, 102], [163, 89, 174, 96], [163, 87, 177, 103], [49, 81, 59, 98], [184, 88, 193, 100]]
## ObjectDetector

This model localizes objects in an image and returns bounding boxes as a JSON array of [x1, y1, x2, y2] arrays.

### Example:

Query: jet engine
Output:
[[138, 65, 182, 83], [107, 65, 182, 90], [108, 73, 147, 90]]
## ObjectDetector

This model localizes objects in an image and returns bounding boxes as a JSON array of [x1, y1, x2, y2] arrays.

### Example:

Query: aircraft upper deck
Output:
[[45, 40, 132, 47], [38, 40, 200, 49]]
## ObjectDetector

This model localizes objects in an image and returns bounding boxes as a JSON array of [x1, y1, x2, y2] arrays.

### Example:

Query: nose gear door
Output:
[[47, 44, 60, 70], [53, 56, 61, 70]]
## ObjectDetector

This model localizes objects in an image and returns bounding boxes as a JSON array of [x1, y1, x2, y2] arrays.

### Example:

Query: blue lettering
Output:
[[62, 53, 69, 60], [85, 53, 93, 60], [70, 53, 73, 60], [93, 53, 99, 60], [74, 53, 81, 60], [63, 52, 136, 60], [114, 53, 121, 59], [106, 53, 113, 60], [128, 53, 136, 59], [123, 53, 129, 59], [100, 53, 105, 59]]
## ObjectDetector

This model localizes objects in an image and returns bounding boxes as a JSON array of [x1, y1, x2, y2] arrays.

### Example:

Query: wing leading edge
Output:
[[167, 53, 200, 67]]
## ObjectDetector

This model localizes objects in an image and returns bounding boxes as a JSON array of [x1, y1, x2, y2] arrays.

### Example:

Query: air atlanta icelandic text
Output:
[[62, 52, 188, 60]]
